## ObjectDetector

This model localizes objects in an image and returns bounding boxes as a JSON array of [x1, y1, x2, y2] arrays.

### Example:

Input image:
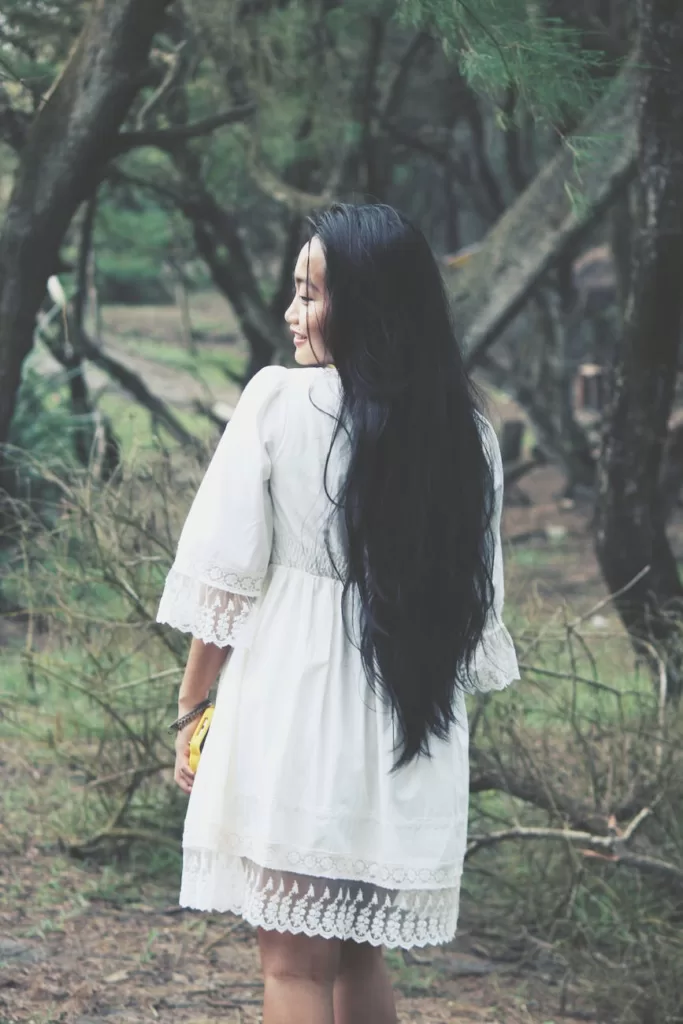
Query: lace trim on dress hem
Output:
[[156, 568, 257, 647], [180, 850, 461, 949], [182, 839, 461, 888]]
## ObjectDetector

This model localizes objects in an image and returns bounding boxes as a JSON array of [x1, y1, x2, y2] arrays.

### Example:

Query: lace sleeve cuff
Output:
[[464, 619, 520, 694], [156, 567, 258, 647]]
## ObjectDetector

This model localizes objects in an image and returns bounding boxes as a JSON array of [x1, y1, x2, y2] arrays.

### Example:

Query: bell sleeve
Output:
[[465, 416, 520, 693], [156, 365, 289, 648]]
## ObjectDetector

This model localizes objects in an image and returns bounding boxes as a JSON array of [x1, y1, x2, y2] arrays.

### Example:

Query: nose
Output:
[[284, 296, 297, 324]]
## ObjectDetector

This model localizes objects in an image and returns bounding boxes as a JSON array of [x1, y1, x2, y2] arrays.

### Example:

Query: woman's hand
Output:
[[173, 640, 230, 794], [174, 720, 198, 794]]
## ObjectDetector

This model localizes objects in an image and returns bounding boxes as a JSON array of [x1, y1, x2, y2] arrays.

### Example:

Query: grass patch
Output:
[[97, 392, 218, 458], [385, 949, 437, 994], [116, 334, 244, 380]]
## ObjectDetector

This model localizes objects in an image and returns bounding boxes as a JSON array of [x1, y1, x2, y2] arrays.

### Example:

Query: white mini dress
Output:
[[157, 364, 519, 948]]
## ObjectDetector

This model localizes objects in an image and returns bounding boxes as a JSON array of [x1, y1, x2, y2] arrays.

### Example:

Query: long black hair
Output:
[[307, 203, 495, 770]]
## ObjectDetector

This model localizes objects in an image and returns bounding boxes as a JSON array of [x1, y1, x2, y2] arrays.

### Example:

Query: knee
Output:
[[258, 928, 341, 986]]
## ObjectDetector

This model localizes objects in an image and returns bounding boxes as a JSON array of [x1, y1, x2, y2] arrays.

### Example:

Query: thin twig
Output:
[[639, 641, 669, 772], [85, 762, 172, 789], [135, 43, 188, 130], [568, 566, 651, 629], [109, 667, 180, 693], [519, 663, 623, 697]]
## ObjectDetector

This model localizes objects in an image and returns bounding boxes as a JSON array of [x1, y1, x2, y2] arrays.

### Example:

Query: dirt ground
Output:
[[0, 824, 593, 1024], [1, 302, 646, 1023]]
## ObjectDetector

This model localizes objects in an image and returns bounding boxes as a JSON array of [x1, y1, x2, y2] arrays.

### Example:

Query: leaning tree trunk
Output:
[[594, 0, 683, 697], [447, 60, 638, 366], [0, 0, 171, 480]]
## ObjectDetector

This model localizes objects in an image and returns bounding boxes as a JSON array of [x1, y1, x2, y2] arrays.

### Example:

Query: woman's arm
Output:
[[177, 637, 232, 715], [174, 639, 231, 794]]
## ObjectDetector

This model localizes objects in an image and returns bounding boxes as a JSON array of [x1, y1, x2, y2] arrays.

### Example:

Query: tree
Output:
[[594, 0, 683, 695], [436, 61, 635, 488], [0, 0, 635, 468], [446, 64, 637, 366], [0, 0, 172, 476]]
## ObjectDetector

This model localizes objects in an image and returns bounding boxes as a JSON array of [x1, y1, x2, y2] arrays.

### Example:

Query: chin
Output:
[[294, 347, 316, 366]]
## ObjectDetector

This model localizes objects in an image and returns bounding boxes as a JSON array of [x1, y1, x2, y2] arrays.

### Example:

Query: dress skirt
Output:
[[175, 564, 474, 948]]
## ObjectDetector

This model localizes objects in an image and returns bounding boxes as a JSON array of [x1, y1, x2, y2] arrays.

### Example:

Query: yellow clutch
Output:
[[188, 705, 214, 772]]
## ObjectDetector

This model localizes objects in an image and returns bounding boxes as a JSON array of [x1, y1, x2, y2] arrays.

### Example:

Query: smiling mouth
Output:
[[293, 334, 308, 346]]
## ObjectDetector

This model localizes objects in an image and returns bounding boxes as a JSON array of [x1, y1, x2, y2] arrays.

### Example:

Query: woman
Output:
[[157, 203, 519, 1023]]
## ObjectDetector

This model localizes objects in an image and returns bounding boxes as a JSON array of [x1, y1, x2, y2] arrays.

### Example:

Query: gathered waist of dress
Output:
[[269, 536, 346, 582]]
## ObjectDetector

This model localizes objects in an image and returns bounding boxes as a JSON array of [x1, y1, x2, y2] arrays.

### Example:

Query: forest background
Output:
[[1, 2, 683, 1022]]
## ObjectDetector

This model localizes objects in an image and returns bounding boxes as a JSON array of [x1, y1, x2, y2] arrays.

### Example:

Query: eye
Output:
[[300, 296, 311, 304]]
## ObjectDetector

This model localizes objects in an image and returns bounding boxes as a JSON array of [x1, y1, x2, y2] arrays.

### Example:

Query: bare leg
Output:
[[333, 940, 398, 1024], [258, 928, 342, 1024]]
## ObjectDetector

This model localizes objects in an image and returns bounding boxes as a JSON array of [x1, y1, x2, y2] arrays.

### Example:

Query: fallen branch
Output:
[[469, 745, 659, 837], [77, 331, 204, 451], [62, 827, 179, 856], [466, 808, 683, 885]]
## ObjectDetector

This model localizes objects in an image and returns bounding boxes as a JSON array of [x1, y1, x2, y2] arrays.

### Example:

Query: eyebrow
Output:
[[294, 275, 320, 293]]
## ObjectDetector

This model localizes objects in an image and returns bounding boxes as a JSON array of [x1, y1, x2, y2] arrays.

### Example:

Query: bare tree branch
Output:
[[466, 809, 683, 887], [78, 330, 203, 451], [381, 32, 433, 123], [469, 743, 660, 837], [134, 41, 188, 130], [246, 153, 339, 215], [40, 199, 122, 479], [110, 164, 291, 372], [114, 103, 256, 156]]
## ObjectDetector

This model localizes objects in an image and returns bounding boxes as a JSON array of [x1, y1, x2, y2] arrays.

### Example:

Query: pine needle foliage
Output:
[[399, 0, 606, 122]]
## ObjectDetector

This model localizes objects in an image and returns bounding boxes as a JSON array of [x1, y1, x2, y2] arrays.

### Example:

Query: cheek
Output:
[[309, 301, 326, 336]]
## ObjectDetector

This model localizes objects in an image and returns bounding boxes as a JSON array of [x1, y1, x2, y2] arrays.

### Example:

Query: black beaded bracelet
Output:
[[168, 698, 212, 734]]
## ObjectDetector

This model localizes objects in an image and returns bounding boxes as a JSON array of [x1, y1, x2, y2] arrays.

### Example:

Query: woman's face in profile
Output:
[[285, 237, 332, 367]]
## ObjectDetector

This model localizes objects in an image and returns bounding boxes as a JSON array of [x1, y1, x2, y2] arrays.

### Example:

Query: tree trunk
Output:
[[594, 2, 683, 697], [0, 0, 171, 475], [446, 62, 639, 367], [190, 213, 284, 382], [531, 260, 596, 493], [162, 132, 289, 381], [43, 197, 122, 479]]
